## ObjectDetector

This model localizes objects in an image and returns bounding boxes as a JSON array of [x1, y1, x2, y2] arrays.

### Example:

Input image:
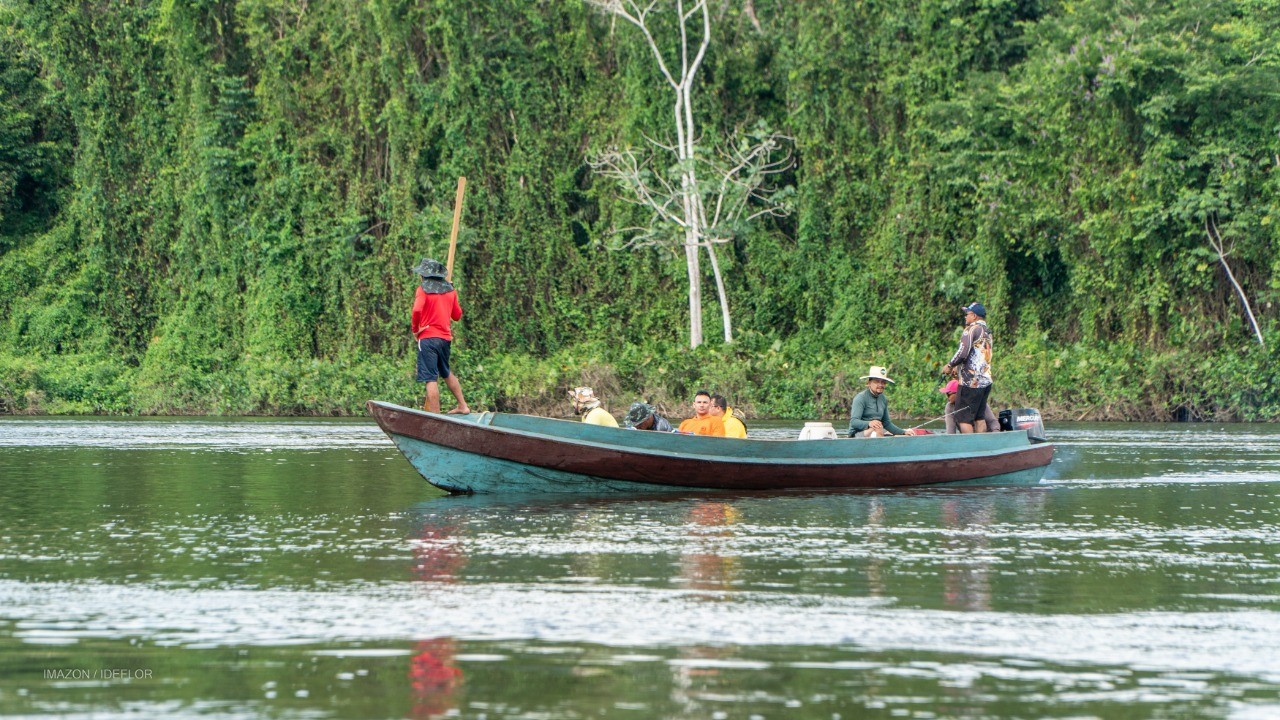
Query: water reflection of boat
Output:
[[369, 401, 1053, 495]]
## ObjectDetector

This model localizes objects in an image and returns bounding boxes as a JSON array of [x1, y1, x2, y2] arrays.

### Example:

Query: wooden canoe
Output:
[[368, 400, 1054, 495]]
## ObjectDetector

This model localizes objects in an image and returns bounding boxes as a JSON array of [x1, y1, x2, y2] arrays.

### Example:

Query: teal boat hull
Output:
[[369, 401, 1054, 495]]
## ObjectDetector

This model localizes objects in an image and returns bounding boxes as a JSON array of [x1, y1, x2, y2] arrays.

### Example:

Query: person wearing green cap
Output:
[[624, 402, 674, 432]]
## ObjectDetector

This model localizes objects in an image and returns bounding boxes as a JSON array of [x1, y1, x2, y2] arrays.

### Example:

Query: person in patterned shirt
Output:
[[943, 302, 994, 433]]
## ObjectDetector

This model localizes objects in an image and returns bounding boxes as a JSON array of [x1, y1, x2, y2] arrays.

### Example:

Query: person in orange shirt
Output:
[[411, 258, 470, 414], [678, 390, 725, 436]]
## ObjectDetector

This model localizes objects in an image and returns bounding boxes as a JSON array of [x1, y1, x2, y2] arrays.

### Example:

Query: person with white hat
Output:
[[848, 366, 918, 438]]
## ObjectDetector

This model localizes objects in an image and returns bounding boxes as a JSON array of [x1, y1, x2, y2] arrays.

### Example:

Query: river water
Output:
[[1, 418, 1278, 719]]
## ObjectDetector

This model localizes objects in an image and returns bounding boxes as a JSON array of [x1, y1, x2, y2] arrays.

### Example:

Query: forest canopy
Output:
[[1, 0, 1278, 420]]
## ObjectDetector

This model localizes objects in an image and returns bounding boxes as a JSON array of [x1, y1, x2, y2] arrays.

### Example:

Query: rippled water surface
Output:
[[1, 418, 1279, 719]]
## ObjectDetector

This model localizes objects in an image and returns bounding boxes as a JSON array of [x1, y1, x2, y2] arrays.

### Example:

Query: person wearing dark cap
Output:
[[624, 402, 675, 432], [411, 258, 470, 414], [943, 302, 993, 433]]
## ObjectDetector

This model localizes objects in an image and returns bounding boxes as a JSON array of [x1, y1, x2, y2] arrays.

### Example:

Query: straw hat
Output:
[[859, 366, 895, 384]]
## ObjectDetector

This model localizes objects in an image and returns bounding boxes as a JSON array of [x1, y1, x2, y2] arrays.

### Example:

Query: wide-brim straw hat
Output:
[[859, 366, 895, 384]]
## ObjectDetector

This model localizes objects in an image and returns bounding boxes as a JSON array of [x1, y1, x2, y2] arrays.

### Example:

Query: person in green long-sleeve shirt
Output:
[[848, 365, 919, 437]]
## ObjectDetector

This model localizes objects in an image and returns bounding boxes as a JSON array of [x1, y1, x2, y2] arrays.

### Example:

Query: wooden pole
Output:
[[446, 177, 467, 282]]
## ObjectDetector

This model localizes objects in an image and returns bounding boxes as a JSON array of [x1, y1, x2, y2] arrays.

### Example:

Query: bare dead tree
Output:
[[1206, 215, 1265, 347], [590, 131, 792, 340], [586, 0, 791, 347]]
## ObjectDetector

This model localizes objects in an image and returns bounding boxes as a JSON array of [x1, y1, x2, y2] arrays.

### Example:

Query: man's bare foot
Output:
[[447, 406, 471, 415]]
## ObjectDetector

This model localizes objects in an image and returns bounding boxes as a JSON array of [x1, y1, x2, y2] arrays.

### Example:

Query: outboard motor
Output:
[[999, 408, 1047, 442]]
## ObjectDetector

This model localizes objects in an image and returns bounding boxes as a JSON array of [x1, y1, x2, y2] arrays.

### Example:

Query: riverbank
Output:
[[2, 337, 1276, 421]]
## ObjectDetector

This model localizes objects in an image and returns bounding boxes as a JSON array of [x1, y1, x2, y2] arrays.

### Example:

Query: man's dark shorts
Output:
[[954, 384, 992, 425], [416, 337, 452, 383]]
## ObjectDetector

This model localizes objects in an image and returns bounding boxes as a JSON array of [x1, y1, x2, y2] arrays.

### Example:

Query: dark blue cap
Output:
[[962, 302, 986, 318]]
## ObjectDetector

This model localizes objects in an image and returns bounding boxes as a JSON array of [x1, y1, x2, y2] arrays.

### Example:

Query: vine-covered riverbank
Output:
[[2, 1, 1278, 419]]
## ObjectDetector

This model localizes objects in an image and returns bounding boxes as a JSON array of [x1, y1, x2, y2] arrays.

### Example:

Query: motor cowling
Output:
[[998, 408, 1046, 442]]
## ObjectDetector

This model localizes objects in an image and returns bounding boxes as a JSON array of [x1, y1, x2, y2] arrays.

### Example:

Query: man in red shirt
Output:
[[411, 258, 470, 414]]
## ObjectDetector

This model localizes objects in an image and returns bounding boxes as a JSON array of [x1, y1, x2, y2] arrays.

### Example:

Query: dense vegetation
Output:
[[1, 0, 1278, 421]]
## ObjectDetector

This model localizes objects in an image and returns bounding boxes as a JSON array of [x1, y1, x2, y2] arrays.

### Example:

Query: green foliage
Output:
[[1, 0, 1278, 419], [0, 10, 72, 251]]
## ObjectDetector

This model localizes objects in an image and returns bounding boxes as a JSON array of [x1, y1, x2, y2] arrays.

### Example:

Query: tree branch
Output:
[[586, 0, 680, 89], [1206, 215, 1265, 347]]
